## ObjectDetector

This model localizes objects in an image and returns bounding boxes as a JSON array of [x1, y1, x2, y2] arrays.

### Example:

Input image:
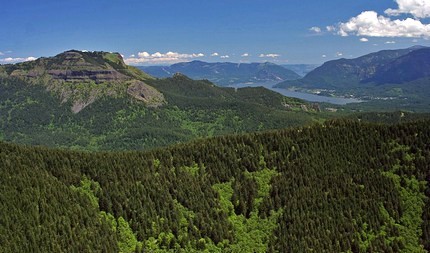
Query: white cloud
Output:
[[336, 52, 343, 57], [241, 53, 249, 57], [360, 38, 369, 42], [322, 54, 327, 58], [0, 56, 37, 63], [138, 52, 151, 58], [259, 53, 280, 58], [220, 55, 230, 59], [130, 54, 135, 57], [338, 11, 430, 38], [125, 51, 205, 65], [211, 52, 219, 57], [334, 0, 430, 38], [385, 0, 430, 19], [310, 26, 322, 33], [385, 41, 396, 44]]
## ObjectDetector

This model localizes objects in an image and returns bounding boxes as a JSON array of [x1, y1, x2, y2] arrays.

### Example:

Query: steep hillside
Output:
[[139, 60, 301, 86], [1, 120, 429, 252], [364, 47, 430, 84], [276, 46, 425, 90]]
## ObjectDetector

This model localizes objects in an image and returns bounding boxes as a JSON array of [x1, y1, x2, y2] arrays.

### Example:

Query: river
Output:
[[228, 82, 363, 105]]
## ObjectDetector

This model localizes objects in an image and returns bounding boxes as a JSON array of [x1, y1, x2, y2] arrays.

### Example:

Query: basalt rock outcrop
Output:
[[0, 50, 165, 112]]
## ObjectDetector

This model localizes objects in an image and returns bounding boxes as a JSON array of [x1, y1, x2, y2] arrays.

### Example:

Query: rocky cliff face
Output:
[[47, 69, 128, 82], [1, 50, 165, 113]]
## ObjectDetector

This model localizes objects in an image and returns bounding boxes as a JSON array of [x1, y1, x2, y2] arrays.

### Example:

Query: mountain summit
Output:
[[0, 50, 165, 112]]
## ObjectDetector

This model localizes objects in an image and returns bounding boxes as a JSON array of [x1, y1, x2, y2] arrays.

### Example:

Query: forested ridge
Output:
[[0, 50, 326, 151], [1, 119, 429, 252], [0, 73, 322, 151]]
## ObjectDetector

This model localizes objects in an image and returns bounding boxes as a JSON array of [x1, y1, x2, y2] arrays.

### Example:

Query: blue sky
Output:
[[0, 0, 429, 65]]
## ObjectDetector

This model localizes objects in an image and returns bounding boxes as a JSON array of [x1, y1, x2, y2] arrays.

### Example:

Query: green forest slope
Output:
[[1, 120, 429, 252], [0, 73, 322, 151]]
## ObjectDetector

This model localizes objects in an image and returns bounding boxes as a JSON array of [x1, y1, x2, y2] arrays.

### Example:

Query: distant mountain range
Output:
[[139, 60, 301, 86], [275, 46, 430, 108]]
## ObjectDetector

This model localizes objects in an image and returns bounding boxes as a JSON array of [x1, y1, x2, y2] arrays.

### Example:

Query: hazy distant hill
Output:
[[139, 60, 301, 86], [0, 51, 321, 150]]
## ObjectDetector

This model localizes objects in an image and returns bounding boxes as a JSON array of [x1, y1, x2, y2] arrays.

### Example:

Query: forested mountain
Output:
[[0, 51, 321, 150], [275, 46, 430, 111], [276, 46, 427, 89], [139, 61, 301, 86], [1, 120, 429, 252], [364, 47, 430, 84]]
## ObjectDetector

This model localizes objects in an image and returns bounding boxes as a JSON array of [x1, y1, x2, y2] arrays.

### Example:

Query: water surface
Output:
[[229, 82, 363, 105]]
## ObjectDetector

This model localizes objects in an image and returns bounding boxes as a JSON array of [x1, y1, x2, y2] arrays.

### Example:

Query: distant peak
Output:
[[408, 45, 428, 50]]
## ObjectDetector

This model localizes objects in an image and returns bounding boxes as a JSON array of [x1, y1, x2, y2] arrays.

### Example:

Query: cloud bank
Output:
[[385, 0, 430, 19], [334, 0, 430, 38], [125, 51, 205, 65], [0, 56, 36, 64]]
